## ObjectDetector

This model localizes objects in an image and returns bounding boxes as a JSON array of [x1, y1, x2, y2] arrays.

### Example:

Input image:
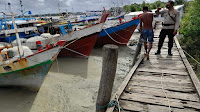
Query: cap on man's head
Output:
[[143, 6, 148, 11], [168, 0, 174, 6]]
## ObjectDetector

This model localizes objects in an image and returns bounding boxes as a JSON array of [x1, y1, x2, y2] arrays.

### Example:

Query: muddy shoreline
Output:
[[0, 31, 140, 112]]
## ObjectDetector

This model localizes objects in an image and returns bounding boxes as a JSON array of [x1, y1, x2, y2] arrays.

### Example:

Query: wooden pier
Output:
[[106, 22, 200, 112]]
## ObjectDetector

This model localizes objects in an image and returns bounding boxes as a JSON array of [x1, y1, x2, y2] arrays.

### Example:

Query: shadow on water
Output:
[[0, 87, 37, 112], [50, 57, 89, 78]]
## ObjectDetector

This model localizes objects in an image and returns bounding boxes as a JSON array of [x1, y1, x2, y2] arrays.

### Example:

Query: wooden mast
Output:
[[8, 2, 24, 57]]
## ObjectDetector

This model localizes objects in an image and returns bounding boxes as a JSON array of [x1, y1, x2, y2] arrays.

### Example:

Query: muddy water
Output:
[[0, 31, 140, 112], [0, 88, 37, 112]]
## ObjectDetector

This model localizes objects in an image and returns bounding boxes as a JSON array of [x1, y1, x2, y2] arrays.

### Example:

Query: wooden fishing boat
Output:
[[0, 41, 65, 91], [58, 13, 109, 58], [0, 2, 66, 91], [95, 16, 140, 47], [13, 13, 108, 58]]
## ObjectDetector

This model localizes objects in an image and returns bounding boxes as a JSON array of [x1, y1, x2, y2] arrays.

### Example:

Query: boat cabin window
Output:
[[18, 25, 23, 28], [22, 24, 29, 27], [17, 23, 34, 28], [28, 23, 34, 27]]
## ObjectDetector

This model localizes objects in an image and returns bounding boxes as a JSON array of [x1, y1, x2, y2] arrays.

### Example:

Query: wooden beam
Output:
[[174, 36, 200, 99]]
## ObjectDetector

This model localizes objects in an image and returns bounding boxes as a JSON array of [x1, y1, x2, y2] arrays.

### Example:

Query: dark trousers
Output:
[[157, 29, 175, 51]]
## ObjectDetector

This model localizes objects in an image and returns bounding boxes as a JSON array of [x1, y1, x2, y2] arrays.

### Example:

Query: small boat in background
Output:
[[0, 17, 39, 43], [95, 15, 140, 47]]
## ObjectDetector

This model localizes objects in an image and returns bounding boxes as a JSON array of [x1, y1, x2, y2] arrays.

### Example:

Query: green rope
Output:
[[96, 100, 120, 110], [107, 100, 119, 111], [96, 104, 107, 109]]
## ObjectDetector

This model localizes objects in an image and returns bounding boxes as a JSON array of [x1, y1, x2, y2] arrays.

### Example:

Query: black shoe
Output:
[[168, 53, 173, 56], [168, 50, 173, 56], [155, 51, 160, 55]]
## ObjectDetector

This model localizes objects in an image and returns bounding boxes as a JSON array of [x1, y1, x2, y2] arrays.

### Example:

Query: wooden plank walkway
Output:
[[106, 22, 200, 112]]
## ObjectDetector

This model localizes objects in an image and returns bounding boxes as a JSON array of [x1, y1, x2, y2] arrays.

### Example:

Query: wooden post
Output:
[[132, 38, 143, 66], [96, 44, 118, 112]]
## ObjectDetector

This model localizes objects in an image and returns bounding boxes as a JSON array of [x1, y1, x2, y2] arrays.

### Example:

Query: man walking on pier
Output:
[[140, 6, 154, 60], [155, 1, 180, 56]]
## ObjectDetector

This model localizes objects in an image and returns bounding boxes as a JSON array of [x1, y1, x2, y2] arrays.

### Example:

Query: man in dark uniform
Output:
[[155, 1, 180, 56]]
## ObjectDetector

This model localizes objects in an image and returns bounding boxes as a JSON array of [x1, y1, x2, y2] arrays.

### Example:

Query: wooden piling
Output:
[[96, 44, 118, 112]]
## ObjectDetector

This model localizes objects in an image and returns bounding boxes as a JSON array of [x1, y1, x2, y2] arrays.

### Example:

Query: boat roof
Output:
[[6, 20, 36, 25], [2, 18, 37, 25]]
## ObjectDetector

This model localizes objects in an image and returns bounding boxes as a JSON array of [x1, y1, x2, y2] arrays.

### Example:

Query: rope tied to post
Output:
[[96, 100, 120, 111]]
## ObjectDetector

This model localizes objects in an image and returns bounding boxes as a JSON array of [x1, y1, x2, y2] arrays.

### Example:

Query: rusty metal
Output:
[[0, 57, 29, 74]]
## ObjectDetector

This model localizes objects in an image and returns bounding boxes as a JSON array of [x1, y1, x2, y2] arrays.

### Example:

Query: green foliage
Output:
[[174, 0, 186, 6], [123, 0, 185, 12], [130, 4, 137, 12], [179, 0, 200, 60], [179, 0, 200, 77], [122, 1, 166, 12], [198, 73, 200, 79], [123, 5, 130, 12]]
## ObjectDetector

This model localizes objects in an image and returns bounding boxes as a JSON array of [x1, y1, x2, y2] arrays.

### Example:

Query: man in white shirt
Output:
[[155, 1, 180, 56]]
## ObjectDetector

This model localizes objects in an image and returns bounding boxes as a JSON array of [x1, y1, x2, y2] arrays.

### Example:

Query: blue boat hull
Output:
[[96, 19, 139, 47], [2, 32, 39, 43]]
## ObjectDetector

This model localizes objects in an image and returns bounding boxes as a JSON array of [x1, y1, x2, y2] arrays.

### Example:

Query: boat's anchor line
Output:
[[110, 28, 129, 41], [104, 29, 128, 45], [64, 47, 89, 58], [63, 47, 130, 72], [105, 25, 129, 41], [56, 57, 59, 73]]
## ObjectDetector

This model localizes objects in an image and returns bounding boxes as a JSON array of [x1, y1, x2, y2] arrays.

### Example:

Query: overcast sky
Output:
[[0, 0, 169, 15]]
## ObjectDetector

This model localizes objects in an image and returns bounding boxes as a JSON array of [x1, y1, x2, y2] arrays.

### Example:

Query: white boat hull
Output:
[[0, 47, 60, 91]]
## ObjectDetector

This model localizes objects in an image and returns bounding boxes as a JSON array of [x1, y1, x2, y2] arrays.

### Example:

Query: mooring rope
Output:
[[56, 57, 60, 73], [105, 24, 130, 41], [96, 100, 120, 111], [150, 58, 172, 112], [63, 47, 89, 58], [63, 37, 81, 48], [109, 27, 130, 41], [115, 94, 121, 112], [62, 47, 130, 73], [104, 29, 128, 45]]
